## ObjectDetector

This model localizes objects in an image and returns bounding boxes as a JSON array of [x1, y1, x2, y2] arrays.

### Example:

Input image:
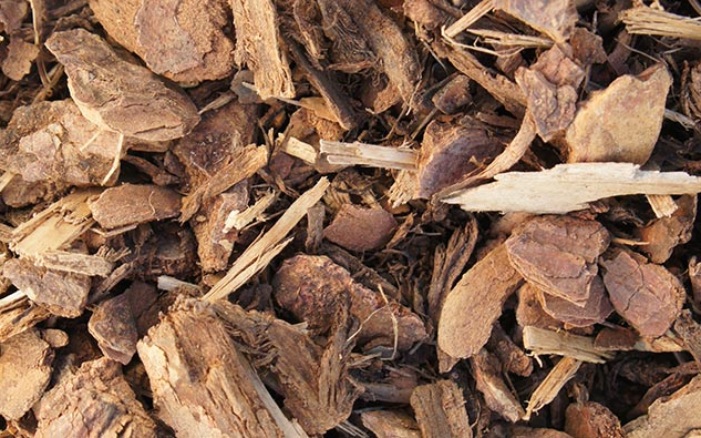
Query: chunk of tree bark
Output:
[[34, 357, 157, 438], [565, 401, 625, 438], [1, 36, 39, 81], [90, 0, 235, 82], [438, 243, 524, 359], [0, 295, 50, 343], [486, 322, 533, 377], [3, 258, 91, 317], [536, 277, 613, 327], [624, 374, 701, 438], [323, 204, 398, 252], [0, 100, 124, 187], [506, 215, 610, 306], [328, 0, 421, 106], [637, 194, 697, 264], [273, 254, 427, 352], [416, 118, 503, 198], [89, 184, 181, 230], [214, 300, 363, 435], [471, 349, 526, 422], [88, 292, 138, 365], [137, 298, 307, 437], [517, 283, 570, 331], [600, 249, 685, 337], [410, 380, 473, 438], [45, 29, 200, 141], [361, 410, 421, 438], [0, 0, 28, 34], [431, 74, 472, 114], [230, 0, 294, 99], [565, 64, 671, 165], [493, 0, 577, 43], [442, 163, 701, 214], [515, 45, 583, 142], [672, 310, 701, 363], [0, 329, 53, 420]]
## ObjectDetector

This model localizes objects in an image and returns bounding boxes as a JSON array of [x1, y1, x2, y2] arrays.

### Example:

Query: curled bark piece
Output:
[[45, 29, 200, 141]]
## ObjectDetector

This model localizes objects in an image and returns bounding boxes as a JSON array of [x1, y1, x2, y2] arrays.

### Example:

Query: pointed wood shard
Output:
[[442, 163, 701, 214]]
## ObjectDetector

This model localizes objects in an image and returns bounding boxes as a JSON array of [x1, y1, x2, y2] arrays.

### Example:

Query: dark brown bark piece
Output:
[[45, 29, 200, 141], [323, 204, 398, 252], [506, 215, 610, 307], [274, 255, 426, 351], [471, 349, 526, 422], [325, 0, 421, 105], [431, 74, 473, 114], [416, 118, 503, 198], [3, 258, 91, 318], [438, 243, 524, 359], [516, 283, 569, 331], [137, 298, 305, 436], [536, 276, 613, 327], [230, 0, 295, 99], [214, 300, 363, 435], [486, 322, 533, 377], [565, 401, 624, 438], [637, 194, 697, 264], [361, 410, 421, 438], [90, 184, 181, 229], [0, 329, 53, 420], [410, 380, 472, 438], [88, 292, 138, 365], [34, 357, 156, 438], [0, 100, 124, 186], [601, 249, 685, 337]]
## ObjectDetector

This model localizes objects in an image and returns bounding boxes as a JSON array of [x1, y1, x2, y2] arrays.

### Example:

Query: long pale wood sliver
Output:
[[442, 163, 701, 214]]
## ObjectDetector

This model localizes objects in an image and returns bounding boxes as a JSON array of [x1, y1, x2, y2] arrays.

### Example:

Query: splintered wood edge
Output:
[[223, 191, 278, 233], [524, 356, 582, 421], [442, 163, 701, 214], [621, 6, 701, 41], [319, 140, 418, 171], [204, 177, 330, 302], [522, 326, 615, 363], [443, 0, 494, 38]]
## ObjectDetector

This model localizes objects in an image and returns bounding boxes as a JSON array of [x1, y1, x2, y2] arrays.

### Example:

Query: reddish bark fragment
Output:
[[90, 184, 181, 229], [324, 204, 398, 252]]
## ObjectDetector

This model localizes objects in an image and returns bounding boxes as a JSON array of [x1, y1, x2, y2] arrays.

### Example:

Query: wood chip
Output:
[[471, 349, 526, 422], [524, 356, 582, 421], [565, 64, 672, 165], [35, 357, 157, 438], [410, 380, 473, 438], [0, 329, 53, 420], [90, 184, 181, 230], [273, 254, 427, 351], [672, 310, 701, 363], [3, 258, 91, 318], [601, 249, 685, 337], [438, 243, 524, 359], [1, 36, 39, 81], [442, 163, 701, 214], [45, 29, 200, 141], [230, 0, 294, 99], [323, 204, 398, 252], [505, 215, 610, 306], [214, 300, 363, 435], [624, 374, 701, 438], [137, 298, 307, 437], [522, 326, 614, 363], [565, 401, 624, 438], [204, 177, 329, 302]]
